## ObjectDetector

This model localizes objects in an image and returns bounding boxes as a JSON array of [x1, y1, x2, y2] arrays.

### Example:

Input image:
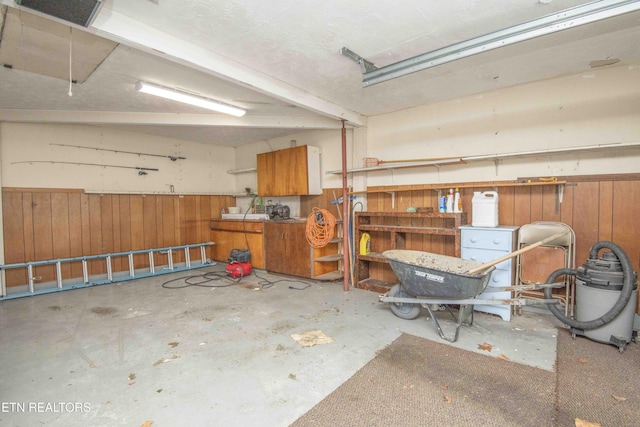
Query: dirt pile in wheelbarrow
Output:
[[384, 250, 484, 276]]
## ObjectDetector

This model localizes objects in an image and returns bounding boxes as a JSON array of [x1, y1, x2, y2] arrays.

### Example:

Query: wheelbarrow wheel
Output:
[[388, 284, 421, 320]]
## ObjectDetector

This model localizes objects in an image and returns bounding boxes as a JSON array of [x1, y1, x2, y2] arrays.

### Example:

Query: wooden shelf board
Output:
[[314, 271, 343, 281], [359, 224, 457, 235], [315, 254, 342, 262], [356, 211, 459, 219], [357, 252, 388, 263], [355, 278, 395, 293]]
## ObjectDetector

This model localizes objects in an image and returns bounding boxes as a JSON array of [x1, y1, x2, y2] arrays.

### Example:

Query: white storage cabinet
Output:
[[460, 225, 519, 321]]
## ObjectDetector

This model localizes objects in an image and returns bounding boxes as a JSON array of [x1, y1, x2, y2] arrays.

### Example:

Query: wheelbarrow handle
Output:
[[466, 230, 569, 275]]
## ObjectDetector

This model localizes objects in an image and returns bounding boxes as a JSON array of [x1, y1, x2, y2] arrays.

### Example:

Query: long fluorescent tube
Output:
[[136, 81, 246, 117], [358, 0, 640, 86]]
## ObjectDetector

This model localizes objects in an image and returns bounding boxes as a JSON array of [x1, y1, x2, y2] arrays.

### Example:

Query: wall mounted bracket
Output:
[[340, 47, 378, 74]]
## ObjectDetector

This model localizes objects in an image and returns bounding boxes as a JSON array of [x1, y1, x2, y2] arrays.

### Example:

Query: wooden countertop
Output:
[[209, 218, 305, 232], [209, 219, 264, 232]]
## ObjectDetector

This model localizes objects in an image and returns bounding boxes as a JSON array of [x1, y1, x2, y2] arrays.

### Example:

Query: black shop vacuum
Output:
[[545, 241, 638, 353]]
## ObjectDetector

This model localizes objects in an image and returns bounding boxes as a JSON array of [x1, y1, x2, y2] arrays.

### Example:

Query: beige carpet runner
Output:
[[292, 329, 640, 426]]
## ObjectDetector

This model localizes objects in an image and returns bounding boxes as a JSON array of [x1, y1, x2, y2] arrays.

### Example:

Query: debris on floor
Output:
[[290, 330, 334, 347], [153, 358, 170, 366], [575, 418, 601, 427], [91, 306, 116, 315], [477, 342, 493, 352]]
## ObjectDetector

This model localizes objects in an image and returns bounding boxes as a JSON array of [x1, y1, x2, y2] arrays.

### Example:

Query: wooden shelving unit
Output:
[[310, 221, 344, 281], [355, 211, 467, 293]]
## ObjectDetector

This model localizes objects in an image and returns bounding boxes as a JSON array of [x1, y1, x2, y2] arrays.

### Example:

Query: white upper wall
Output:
[[0, 123, 237, 194], [363, 64, 640, 187], [1, 65, 638, 196], [233, 65, 640, 193]]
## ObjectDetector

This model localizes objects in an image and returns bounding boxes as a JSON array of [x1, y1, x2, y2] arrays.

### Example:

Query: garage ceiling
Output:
[[0, 0, 639, 146]]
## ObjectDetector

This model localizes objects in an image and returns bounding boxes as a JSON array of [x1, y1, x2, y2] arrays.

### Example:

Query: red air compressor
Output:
[[226, 261, 252, 278]]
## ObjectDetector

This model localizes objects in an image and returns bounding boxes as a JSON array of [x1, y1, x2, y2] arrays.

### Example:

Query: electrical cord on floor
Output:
[[161, 266, 313, 291], [252, 269, 312, 290], [161, 269, 241, 289]]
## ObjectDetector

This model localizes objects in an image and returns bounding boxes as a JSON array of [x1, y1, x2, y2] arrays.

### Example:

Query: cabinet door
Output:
[[257, 146, 310, 196], [257, 151, 278, 196], [264, 222, 288, 273], [282, 146, 309, 195], [286, 223, 311, 277], [264, 222, 311, 277]]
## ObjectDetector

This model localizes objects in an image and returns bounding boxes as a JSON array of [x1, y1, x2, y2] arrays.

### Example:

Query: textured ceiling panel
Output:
[[0, 8, 117, 83], [16, 0, 101, 27], [1, 0, 639, 146]]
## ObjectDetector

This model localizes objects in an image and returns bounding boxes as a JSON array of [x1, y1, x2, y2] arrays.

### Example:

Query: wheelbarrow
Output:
[[379, 232, 568, 342]]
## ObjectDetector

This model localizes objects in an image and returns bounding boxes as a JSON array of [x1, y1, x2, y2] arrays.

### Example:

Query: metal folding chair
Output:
[[514, 222, 576, 316]]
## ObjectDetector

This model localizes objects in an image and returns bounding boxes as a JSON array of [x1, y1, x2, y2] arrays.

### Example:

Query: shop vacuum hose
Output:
[[544, 241, 635, 330]]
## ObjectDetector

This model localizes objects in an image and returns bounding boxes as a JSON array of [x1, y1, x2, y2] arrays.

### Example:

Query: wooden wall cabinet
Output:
[[209, 220, 265, 269], [257, 145, 321, 196]]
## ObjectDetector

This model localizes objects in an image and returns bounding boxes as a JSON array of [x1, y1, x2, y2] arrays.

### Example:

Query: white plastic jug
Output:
[[472, 191, 499, 227]]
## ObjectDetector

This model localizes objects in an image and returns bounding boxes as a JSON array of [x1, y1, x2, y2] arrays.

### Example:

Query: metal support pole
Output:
[[341, 120, 350, 292]]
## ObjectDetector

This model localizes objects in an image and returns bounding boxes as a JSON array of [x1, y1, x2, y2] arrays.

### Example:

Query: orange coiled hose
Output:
[[305, 207, 336, 248]]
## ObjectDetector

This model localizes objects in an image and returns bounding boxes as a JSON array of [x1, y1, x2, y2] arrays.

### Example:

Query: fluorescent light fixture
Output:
[[136, 81, 246, 117], [344, 0, 640, 86]]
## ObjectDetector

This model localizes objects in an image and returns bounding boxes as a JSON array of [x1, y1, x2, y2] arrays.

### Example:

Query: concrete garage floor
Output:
[[0, 265, 560, 427]]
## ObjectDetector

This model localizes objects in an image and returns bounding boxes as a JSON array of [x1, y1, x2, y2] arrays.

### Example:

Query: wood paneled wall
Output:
[[300, 187, 345, 220], [1, 188, 235, 287], [365, 174, 640, 310], [4, 176, 638, 305]]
